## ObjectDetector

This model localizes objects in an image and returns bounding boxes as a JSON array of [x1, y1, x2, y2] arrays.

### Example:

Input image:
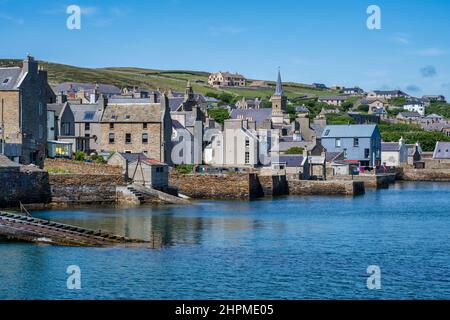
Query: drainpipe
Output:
[[1, 98, 4, 155]]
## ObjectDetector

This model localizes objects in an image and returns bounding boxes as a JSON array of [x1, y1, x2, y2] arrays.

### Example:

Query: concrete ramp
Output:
[[130, 184, 191, 205]]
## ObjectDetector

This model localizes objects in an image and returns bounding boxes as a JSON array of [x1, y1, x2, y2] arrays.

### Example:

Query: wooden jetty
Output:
[[0, 211, 155, 247]]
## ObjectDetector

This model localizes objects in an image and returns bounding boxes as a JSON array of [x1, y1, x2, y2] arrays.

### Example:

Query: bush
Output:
[[285, 147, 304, 155], [75, 151, 86, 161], [208, 107, 230, 125], [90, 154, 106, 164], [176, 164, 194, 174], [357, 104, 370, 113], [325, 113, 356, 125]]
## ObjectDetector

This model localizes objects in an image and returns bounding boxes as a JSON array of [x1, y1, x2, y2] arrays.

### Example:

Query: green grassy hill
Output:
[[0, 59, 338, 100]]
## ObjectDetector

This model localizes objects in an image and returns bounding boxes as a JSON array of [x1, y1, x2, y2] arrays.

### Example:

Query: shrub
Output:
[[285, 147, 304, 155], [75, 150, 86, 161], [357, 104, 370, 113], [176, 164, 194, 174]]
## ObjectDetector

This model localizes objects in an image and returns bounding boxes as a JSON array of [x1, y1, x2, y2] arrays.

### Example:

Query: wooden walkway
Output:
[[0, 211, 154, 247]]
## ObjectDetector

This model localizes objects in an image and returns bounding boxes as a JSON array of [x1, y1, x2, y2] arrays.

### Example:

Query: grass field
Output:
[[0, 59, 338, 100]]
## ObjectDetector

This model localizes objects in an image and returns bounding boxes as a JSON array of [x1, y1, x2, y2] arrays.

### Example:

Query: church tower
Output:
[[271, 69, 287, 124]]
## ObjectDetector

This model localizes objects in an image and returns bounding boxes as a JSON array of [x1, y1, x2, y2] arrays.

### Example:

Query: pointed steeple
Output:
[[275, 68, 283, 96]]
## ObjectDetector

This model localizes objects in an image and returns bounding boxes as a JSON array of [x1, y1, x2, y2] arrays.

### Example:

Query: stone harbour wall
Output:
[[398, 168, 450, 181], [48, 174, 126, 205], [289, 180, 365, 196], [169, 173, 264, 200], [258, 175, 289, 196], [0, 167, 51, 208]]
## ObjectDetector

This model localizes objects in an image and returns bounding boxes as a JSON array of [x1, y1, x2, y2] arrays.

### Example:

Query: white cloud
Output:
[[392, 33, 411, 45]]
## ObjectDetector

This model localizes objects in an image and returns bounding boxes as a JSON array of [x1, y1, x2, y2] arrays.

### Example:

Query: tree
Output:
[[357, 104, 370, 113], [207, 107, 230, 125], [341, 101, 354, 112]]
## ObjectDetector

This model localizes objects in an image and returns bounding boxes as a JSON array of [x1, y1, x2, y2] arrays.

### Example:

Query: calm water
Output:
[[0, 182, 449, 300]]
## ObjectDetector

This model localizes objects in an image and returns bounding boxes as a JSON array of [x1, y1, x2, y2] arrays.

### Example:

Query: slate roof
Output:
[[318, 95, 348, 101], [70, 104, 102, 122], [56, 82, 121, 95], [321, 124, 378, 138], [118, 152, 148, 163], [47, 103, 65, 116], [230, 108, 272, 124], [0, 67, 22, 90], [433, 142, 450, 159], [374, 90, 407, 95], [325, 151, 343, 162], [382, 142, 400, 152], [102, 103, 162, 122], [275, 155, 305, 167], [398, 111, 421, 118]]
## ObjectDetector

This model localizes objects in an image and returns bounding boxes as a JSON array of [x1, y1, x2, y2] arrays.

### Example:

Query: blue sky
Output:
[[1, 0, 450, 97]]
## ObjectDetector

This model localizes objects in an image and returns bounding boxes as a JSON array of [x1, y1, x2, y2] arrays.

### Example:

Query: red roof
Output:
[[143, 158, 164, 165]]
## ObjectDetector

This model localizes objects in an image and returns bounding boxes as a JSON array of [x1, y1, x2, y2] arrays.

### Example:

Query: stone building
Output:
[[208, 71, 246, 87], [99, 93, 173, 164], [271, 70, 288, 124], [0, 55, 55, 167]]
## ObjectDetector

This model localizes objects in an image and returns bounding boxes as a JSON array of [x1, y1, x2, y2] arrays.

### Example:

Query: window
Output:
[[245, 138, 250, 147], [84, 112, 95, 120], [125, 133, 132, 144], [142, 133, 148, 144], [335, 138, 341, 148], [343, 148, 348, 158], [364, 148, 370, 159], [110, 123, 114, 130], [217, 140, 221, 147], [38, 102, 43, 116], [38, 125, 43, 139], [143, 123, 148, 129], [62, 122, 70, 135], [245, 151, 250, 164], [125, 115, 131, 120], [353, 138, 359, 147], [85, 123, 90, 131], [109, 133, 115, 144]]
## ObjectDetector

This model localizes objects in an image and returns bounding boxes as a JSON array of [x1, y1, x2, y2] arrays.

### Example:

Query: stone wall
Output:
[[48, 174, 126, 205], [0, 167, 51, 208], [329, 174, 396, 189], [169, 173, 263, 200], [423, 159, 450, 170], [258, 175, 289, 196], [398, 168, 450, 181], [289, 180, 365, 196]]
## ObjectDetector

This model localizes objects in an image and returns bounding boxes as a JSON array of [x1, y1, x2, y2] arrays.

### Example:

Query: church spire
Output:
[[275, 68, 283, 96]]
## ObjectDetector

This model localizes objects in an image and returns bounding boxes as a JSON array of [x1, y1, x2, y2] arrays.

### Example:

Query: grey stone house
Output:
[[0, 56, 55, 167]]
